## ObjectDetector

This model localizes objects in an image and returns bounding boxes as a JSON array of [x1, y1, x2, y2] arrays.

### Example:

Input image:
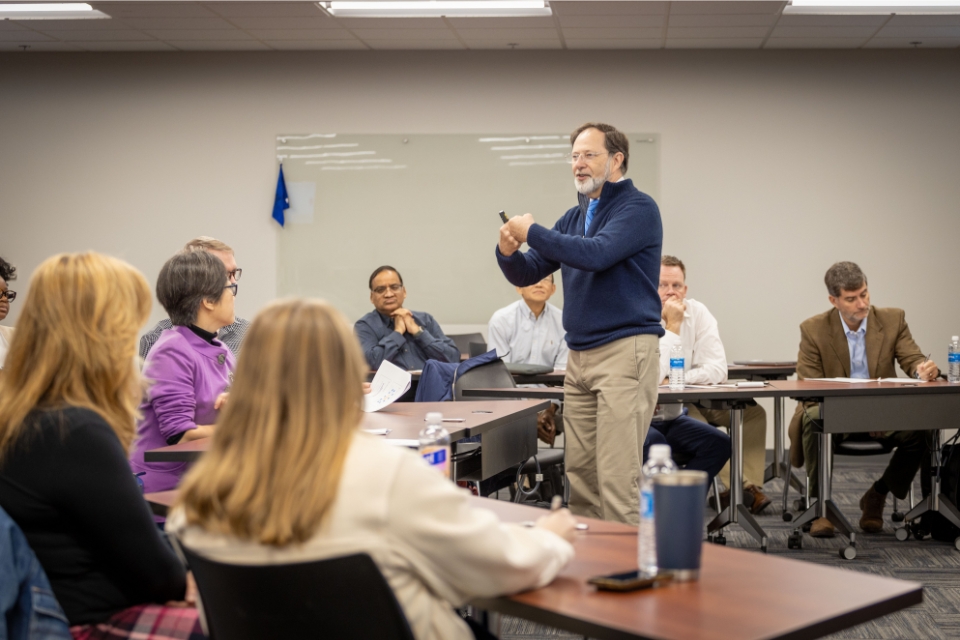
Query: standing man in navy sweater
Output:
[[496, 123, 664, 525]]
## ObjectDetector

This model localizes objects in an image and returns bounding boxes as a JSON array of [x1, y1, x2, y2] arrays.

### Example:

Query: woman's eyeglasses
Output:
[[224, 284, 238, 297], [0, 290, 16, 302]]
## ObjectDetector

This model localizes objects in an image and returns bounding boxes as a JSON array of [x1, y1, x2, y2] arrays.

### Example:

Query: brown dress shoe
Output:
[[745, 484, 772, 515], [859, 486, 887, 533], [809, 517, 836, 538]]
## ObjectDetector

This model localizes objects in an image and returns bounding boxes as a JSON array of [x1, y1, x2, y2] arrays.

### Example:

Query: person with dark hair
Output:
[[788, 261, 937, 538], [129, 250, 237, 495], [496, 122, 663, 525], [0, 256, 17, 367], [354, 266, 460, 370]]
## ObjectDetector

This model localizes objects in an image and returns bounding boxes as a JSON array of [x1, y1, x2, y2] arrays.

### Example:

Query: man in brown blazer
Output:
[[788, 262, 939, 537]]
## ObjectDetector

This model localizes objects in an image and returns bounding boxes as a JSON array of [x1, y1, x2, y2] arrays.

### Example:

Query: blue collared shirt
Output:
[[354, 309, 461, 371], [839, 312, 868, 379]]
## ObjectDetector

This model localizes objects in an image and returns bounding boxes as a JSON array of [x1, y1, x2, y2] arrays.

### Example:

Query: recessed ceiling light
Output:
[[318, 1, 552, 18], [0, 3, 110, 19], [786, 0, 960, 14]]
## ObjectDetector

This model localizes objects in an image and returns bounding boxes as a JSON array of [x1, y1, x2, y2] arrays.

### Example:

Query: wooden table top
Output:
[[144, 399, 548, 463], [770, 379, 960, 398]]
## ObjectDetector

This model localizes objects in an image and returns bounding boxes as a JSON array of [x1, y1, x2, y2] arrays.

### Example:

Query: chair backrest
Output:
[[453, 358, 516, 401], [468, 341, 488, 358], [179, 546, 415, 640], [447, 332, 484, 355]]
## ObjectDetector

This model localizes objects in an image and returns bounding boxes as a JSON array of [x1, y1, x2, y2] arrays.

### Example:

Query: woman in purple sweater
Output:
[[130, 249, 237, 494]]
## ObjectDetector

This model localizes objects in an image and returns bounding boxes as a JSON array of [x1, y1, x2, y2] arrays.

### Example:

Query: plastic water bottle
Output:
[[949, 336, 960, 384], [638, 444, 677, 576], [669, 344, 685, 391], [419, 412, 451, 479]]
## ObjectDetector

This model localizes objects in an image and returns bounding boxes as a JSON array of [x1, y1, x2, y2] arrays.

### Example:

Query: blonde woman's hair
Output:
[[176, 298, 366, 547], [0, 252, 151, 457]]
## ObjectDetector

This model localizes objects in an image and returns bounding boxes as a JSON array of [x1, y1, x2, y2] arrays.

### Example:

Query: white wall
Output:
[[2, 49, 959, 372]]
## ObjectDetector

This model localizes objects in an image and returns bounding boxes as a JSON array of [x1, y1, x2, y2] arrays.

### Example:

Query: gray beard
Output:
[[574, 159, 612, 195]]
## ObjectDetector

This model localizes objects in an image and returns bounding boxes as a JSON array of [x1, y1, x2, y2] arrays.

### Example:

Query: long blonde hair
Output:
[[176, 298, 367, 547], [0, 252, 151, 456]]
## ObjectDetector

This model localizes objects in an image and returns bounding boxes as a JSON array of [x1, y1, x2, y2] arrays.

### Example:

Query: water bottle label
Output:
[[949, 353, 960, 363], [640, 489, 654, 519], [670, 358, 684, 368], [422, 448, 447, 466]]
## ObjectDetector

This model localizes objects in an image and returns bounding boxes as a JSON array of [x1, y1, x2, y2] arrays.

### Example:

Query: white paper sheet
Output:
[[363, 360, 412, 413], [807, 377, 926, 384]]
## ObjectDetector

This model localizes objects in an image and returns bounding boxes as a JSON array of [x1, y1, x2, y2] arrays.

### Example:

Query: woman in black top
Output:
[[0, 252, 204, 639]]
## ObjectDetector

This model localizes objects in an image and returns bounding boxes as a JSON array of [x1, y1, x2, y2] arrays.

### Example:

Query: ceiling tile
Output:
[[226, 16, 342, 29], [10, 18, 130, 31], [665, 37, 764, 47], [862, 36, 960, 47], [335, 18, 448, 29], [775, 14, 888, 26], [0, 41, 82, 51], [143, 29, 254, 41], [246, 28, 355, 40], [167, 40, 271, 50], [565, 38, 662, 48], [365, 39, 464, 49], [561, 27, 662, 39], [202, 2, 323, 18], [464, 39, 562, 49], [0, 30, 55, 42], [764, 37, 866, 48], [668, 13, 778, 27], [876, 25, 960, 38], [557, 14, 666, 27], [91, 3, 218, 18], [454, 27, 560, 39], [351, 28, 458, 40], [770, 26, 879, 38], [445, 16, 556, 28], [120, 17, 236, 30], [38, 29, 156, 42], [551, 1, 668, 16], [667, 26, 770, 38], [887, 15, 960, 27], [263, 39, 368, 49], [77, 40, 177, 51], [670, 2, 784, 15]]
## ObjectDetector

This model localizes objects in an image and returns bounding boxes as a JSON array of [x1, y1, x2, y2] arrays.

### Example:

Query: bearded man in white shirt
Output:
[[658, 255, 771, 515], [488, 273, 568, 444]]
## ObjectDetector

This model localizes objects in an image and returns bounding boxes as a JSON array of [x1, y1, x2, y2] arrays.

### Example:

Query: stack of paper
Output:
[[363, 360, 413, 412]]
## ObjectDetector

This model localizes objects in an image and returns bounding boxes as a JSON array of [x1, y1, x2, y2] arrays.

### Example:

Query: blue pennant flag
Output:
[[272, 164, 290, 227]]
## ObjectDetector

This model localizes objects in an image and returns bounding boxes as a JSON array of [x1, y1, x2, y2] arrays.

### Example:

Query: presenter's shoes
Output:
[[810, 517, 836, 538], [859, 486, 887, 533], [744, 484, 772, 515]]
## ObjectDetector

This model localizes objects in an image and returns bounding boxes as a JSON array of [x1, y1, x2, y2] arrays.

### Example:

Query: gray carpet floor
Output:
[[495, 455, 960, 640]]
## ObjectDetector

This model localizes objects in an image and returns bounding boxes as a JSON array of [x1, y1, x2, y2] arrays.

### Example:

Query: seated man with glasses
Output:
[[139, 236, 249, 359], [0, 255, 17, 368], [355, 265, 460, 371]]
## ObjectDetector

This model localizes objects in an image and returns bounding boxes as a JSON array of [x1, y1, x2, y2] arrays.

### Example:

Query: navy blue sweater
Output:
[[497, 179, 664, 351]]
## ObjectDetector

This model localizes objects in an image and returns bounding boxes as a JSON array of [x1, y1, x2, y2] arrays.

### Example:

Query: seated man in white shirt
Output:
[[658, 255, 771, 514], [488, 274, 568, 444]]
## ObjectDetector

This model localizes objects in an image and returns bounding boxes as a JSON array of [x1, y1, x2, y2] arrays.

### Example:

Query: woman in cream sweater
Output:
[[168, 298, 576, 640]]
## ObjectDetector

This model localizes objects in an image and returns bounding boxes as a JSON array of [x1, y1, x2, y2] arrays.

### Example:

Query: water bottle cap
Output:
[[649, 444, 672, 461], [425, 412, 443, 424]]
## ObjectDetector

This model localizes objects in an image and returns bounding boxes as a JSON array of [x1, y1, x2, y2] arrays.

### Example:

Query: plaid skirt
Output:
[[70, 604, 206, 640]]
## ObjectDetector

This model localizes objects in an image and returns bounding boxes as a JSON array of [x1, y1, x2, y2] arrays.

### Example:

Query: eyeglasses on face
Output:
[[567, 151, 608, 164], [224, 283, 238, 297], [0, 290, 16, 302], [372, 283, 403, 295], [228, 268, 242, 281]]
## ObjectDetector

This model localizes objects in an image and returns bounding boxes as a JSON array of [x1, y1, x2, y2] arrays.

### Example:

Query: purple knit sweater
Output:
[[130, 325, 235, 493]]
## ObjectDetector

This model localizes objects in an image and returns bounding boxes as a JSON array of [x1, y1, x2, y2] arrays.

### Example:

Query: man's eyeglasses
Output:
[[228, 268, 242, 281], [224, 284, 238, 297], [0, 290, 16, 302], [567, 151, 608, 164], [372, 283, 403, 295]]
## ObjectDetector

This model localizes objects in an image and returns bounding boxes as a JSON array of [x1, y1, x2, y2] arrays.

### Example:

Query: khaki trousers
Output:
[[686, 403, 767, 488], [564, 334, 660, 525]]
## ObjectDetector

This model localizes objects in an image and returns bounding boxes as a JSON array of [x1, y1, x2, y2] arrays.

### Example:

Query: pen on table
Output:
[[915, 353, 931, 380]]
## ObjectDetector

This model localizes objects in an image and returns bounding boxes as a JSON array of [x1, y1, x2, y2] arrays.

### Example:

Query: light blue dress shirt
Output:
[[839, 312, 869, 379]]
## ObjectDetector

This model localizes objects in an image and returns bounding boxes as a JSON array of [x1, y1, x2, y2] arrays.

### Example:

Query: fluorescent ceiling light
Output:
[[0, 3, 109, 19], [786, 0, 960, 13], [319, 1, 552, 18]]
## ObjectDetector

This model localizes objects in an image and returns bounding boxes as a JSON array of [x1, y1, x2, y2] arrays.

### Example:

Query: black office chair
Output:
[[469, 342, 488, 358], [454, 359, 566, 504], [448, 333, 485, 356], [177, 545, 415, 640]]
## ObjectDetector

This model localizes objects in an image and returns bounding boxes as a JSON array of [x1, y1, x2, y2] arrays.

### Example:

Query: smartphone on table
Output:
[[588, 570, 674, 592]]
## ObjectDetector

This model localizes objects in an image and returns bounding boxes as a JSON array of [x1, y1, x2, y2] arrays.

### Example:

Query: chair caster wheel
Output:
[[892, 511, 905, 523], [787, 533, 803, 550], [910, 522, 930, 540], [782, 512, 794, 522], [713, 534, 726, 546], [895, 527, 910, 541], [760, 545, 768, 554], [954, 536, 960, 552], [840, 546, 857, 560]]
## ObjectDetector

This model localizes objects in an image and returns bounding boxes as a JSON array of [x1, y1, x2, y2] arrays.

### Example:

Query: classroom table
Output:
[[143, 400, 549, 483], [144, 491, 922, 640]]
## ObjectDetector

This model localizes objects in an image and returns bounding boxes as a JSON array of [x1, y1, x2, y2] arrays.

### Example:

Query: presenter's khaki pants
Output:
[[564, 334, 660, 525], [687, 404, 767, 489]]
